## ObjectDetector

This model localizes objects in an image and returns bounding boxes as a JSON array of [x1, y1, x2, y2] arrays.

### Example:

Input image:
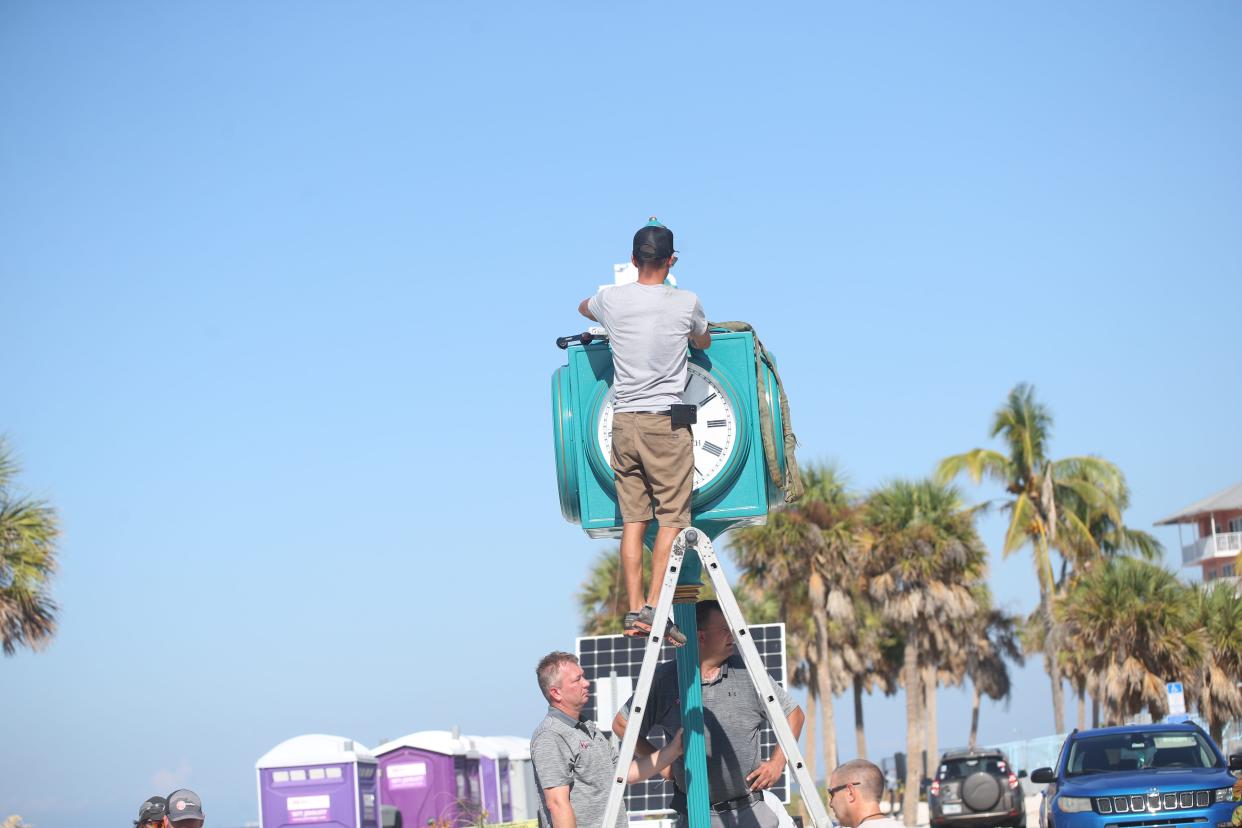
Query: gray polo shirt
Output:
[[618, 655, 797, 811], [530, 706, 628, 828]]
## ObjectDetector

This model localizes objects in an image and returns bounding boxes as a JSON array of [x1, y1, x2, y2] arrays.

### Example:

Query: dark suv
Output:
[[931, 748, 1028, 828], [1031, 722, 1242, 828]]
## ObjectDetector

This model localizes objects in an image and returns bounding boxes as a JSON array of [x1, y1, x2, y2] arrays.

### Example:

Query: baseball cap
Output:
[[632, 217, 675, 262], [136, 796, 168, 825], [166, 789, 205, 822]]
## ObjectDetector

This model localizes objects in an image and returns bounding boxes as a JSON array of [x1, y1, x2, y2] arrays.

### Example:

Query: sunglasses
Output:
[[828, 781, 859, 797]]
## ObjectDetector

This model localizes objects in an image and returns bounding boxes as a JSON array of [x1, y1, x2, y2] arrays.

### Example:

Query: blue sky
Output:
[[3, 2, 1241, 826]]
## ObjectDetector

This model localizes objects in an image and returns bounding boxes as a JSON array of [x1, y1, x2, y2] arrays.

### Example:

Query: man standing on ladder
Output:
[[612, 600, 806, 828], [578, 217, 712, 645]]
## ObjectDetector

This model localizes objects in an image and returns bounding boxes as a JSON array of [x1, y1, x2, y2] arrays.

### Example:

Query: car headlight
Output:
[[1058, 796, 1093, 813], [1215, 787, 1235, 803]]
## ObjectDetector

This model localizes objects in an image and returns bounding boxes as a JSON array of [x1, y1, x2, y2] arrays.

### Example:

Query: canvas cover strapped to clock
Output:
[[707, 321, 804, 503]]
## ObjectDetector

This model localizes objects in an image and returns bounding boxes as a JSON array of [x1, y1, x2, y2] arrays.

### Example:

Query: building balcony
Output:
[[1182, 531, 1242, 566]]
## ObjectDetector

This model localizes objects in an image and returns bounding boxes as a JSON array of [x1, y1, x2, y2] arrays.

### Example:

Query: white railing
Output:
[[1182, 531, 1242, 565]]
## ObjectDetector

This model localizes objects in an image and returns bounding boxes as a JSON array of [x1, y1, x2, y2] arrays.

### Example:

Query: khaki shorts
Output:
[[610, 412, 694, 528]]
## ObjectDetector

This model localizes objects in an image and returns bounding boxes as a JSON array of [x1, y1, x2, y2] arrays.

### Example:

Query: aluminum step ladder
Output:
[[601, 527, 832, 828]]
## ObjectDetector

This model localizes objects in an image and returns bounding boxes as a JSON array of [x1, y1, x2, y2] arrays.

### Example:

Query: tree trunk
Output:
[[923, 664, 938, 775], [902, 638, 923, 828], [809, 572, 839, 773], [1036, 535, 1066, 733], [968, 681, 981, 750], [804, 670, 818, 825], [1211, 719, 1225, 749], [854, 676, 867, 760], [1091, 693, 1099, 729], [1077, 686, 1086, 732]]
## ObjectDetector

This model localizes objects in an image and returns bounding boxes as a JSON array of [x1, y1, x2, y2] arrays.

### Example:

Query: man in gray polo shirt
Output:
[[613, 600, 806, 827], [530, 650, 628, 828]]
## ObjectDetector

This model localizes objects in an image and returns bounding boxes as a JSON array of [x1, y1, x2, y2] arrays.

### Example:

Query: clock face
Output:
[[595, 363, 738, 491]]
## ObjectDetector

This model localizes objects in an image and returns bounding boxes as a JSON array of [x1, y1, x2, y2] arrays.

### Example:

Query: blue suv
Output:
[[1031, 723, 1242, 828]]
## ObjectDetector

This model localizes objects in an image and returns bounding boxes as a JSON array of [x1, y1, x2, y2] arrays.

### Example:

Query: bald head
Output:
[[833, 759, 885, 802], [828, 759, 886, 827]]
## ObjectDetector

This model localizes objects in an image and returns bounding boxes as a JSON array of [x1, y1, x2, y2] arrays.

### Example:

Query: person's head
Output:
[[135, 796, 167, 828], [828, 759, 886, 827], [631, 219, 677, 277], [163, 789, 204, 828], [695, 600, 734, 665], [536, 651, 589, 714]]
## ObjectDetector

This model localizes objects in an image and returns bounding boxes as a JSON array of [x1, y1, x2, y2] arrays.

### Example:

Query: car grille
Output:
[[1095, 791, 1212, 814], [1103, 819, 1208, 828]]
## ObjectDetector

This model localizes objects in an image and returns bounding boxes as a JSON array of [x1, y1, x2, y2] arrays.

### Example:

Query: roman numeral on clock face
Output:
[[706, 419, 726, 428], [702, 442, 724, 457]]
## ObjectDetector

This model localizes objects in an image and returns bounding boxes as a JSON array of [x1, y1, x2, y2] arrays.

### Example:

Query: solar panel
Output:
[[576, 623, 790, 816]]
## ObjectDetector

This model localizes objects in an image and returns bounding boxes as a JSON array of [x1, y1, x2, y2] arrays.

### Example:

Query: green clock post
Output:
[[551, 322, 795, 827]]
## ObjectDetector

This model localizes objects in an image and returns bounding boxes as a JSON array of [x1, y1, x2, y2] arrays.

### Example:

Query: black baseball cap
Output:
[[632, 217, 675, 262], [166, 789, 204, 822], [136, 796, 167, 825]]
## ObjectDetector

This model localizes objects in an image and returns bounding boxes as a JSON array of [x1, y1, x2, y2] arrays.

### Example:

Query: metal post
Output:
[[674, 548, 711, 828]]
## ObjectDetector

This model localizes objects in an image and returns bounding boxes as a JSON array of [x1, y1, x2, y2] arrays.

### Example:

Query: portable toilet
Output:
[[488, 736, 537, 822], [256, 734, 379, 828], [464, 736, 512, 824], [373, 730, 481, 827]]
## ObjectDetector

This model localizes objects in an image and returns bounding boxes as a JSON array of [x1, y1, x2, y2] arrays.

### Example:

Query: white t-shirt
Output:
[[857, 815, 905, 828], [587, 283, 708, 413]]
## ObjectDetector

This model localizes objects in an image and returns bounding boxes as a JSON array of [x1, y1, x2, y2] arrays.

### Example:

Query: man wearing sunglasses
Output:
[[827, 760, 903, 828], [134, 796, 167, 828], [613, 600, 804, 827]]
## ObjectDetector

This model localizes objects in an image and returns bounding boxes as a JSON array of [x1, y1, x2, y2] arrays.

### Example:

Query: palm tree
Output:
[[1058, 557, 1204, 724], [840, 599, 901, 761], [961, 590, 1023, 749], [577, 546, 718, 635], [731, 463, 859, 776], [577, 547, 639, 636], [0, 438, 61, 656], [936, 383, 1129, 732], [863, 479, 988, 827], [1189, 582, 1242, 746], [1055, 472, 1163, 581]]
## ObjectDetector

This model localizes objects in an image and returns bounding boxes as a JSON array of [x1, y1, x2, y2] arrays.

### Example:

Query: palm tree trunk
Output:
[[1210, 719, 1225, 749], [923, 664, 938, 774], [968, 681, 981, 750], [809, 573, 839, 772], [804, 670, 819, 824], [817, 656, 838, 774], [1036, 535, 1066, 733], [853, 676, 867, 760], [1077, 686, 1086, 732], [1091, 694, 1099, 729], [902, 638, 923, 828]]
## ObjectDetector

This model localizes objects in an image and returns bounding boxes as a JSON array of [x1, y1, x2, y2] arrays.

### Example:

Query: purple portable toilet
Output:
[[465, 736, 512, 824], [373, 730, 481, 827], [256, 734, 379, 828]]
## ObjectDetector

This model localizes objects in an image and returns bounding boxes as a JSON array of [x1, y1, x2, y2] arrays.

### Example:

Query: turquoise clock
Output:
[[552, 329, 788, 538]]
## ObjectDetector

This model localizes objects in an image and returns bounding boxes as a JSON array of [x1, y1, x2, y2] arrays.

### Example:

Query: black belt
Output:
[[711, 791, 763, 812]]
